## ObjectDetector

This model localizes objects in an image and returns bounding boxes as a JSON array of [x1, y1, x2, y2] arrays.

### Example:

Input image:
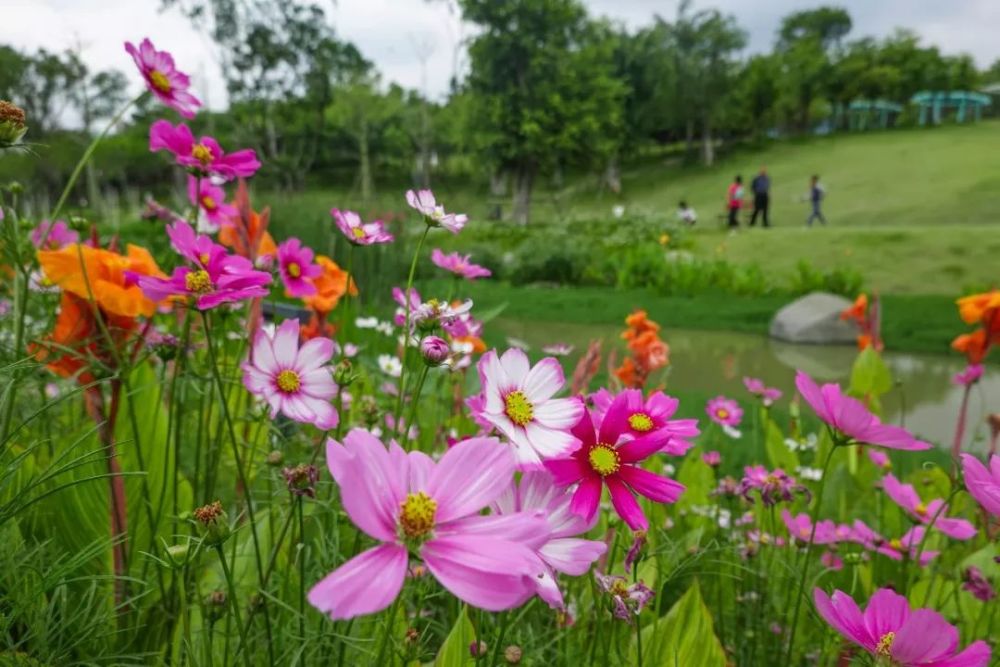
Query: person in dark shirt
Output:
[[806, 174, 826, 226], [749, 166, 770, 227]]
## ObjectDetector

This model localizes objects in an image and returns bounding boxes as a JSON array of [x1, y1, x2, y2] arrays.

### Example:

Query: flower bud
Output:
[[165, 543, 190, 568], [420, 335, 450, 366], [504, 645, 523, 664], [283, 463, 319, 498], [0, 100, 27, 146], [194, 501, 230, 546], [359, 395, 379, 427], [266, 450, 284, 466], [205, 590, 227, 623], [333, 358, 355, 386], [469, 640, 487, 658]]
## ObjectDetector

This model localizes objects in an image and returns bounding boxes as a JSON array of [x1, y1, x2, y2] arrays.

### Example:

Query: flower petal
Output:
[[307, 543, 407, 620], [421, 535, 542, 611], [522, 357, 566, 402], [427, 436, 515, 523], [605, 476, 647, 531]]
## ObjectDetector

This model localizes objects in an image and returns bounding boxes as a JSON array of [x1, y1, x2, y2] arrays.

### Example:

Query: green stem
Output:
[[43, 95, 140, 237], [393, 225, 430, 433], [404, 366, 430, 444], [375, 595, 402, 666], [339, 244, 355, 350], [214, 545, 252, 667], [297, 496, 306, 639], [490, 612, 509, 667], [201, 312, 275, 665], [784, 442, 838, 664]]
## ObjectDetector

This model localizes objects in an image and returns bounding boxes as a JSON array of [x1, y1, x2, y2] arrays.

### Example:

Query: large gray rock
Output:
[[769, 292, 857, 345]]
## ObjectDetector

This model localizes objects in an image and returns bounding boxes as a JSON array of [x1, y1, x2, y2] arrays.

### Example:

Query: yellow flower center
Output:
[[889, 538, 903, 551], [191, 143, 213, 164], [184, 269, 213, 294], [914, 502, 928, 517], [610, 579, 629, 597], [504, 390, 534, 426], [199, 252, 211, 266], [399, 491, 437, 539], [201, 195, 217, 211], [287, 262, 301, 278], [716, 408, 729, 420], [628, 412, 654, 432], [588, 445, 620, 476], [149, 69, 172, 93], [276, 369, 300, 394], [876, 631, 895, 656], [352, 226, 366, 239]]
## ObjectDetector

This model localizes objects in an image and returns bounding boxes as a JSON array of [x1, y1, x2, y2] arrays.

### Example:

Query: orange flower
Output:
[[614, 357, 638, 387], [219, 179, 277, 262], [617, 309, 669, 388], [303, 255, 357, 314], [957, 291, 1000, 326], [38, 243, 164, 318], [840, 293, 868, 324], [952, 329, 989, 365], [301, 311, 337, 341], [453, 335, 487, 354], [622, 309, 660, 341]]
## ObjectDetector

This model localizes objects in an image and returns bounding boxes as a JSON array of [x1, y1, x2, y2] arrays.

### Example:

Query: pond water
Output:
[[493, 320, 999, 452]]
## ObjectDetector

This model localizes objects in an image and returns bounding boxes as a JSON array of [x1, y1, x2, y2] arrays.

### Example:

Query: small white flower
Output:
[[662, 463, 676, 476], [356, 316, 379, 329], [375, 321, 395, 336], [612, 205, 625, 219], [796, 466, 823, 482], [722, 424, 742, 439], [377, 354, 402, 378], [505, 336, 530, 351]]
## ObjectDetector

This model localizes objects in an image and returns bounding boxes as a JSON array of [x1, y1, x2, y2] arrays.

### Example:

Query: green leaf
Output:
[[848, 346, 893, 404], [764, 414, 800, 472], [631, 580, 726, 667], [434, 605, 476, 667]]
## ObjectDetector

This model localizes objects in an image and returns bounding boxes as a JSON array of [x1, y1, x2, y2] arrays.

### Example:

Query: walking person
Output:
[[749, 166, 770, 227], [726, 175, 744, 228], [806, 174, 826, 226]]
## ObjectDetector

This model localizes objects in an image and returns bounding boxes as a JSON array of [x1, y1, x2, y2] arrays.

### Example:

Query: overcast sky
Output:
[[3, 0, 999, 110]]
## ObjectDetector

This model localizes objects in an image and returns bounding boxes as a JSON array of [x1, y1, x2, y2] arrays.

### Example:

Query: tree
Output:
[[777, 6, 852, 51], [459, 0, 624, 224]]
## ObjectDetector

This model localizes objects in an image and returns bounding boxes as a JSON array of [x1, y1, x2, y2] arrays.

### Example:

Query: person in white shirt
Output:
[[677, 200, 697, 225]]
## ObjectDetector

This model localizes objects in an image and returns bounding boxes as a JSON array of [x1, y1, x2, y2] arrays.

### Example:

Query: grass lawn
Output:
[[435, 280, 963, 356]]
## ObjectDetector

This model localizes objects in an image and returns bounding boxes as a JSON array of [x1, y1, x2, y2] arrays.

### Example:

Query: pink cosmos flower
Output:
[[960, 453, 1000, 517], [308, 431, 550, 619], [781, 510, 848, 545], [795, 371, 931, 450], [30, 220, 78, 249], [706, 396, 742, 427], [542, 343, 574, 356], [133, 220, 271, 310], [881, 473, 976, 540], [405, 189, 467, 233], [953, 363, 984, 387], [392, 286, 422, 328], [594, 572, 654, 623], [849, 520, 938, 565], [740, 466, 809, 507], [187, 176, 237, 232], [814, 587, 990, 667], [276, 238, 322, 298], [545, 394, 685, 531], [149, 120, 260, 179], [124, 38, 201, 118], [591, 388, 700, 456], [241, 319, 338, 430], [702, 451, 721, 467], [492, 471, 606, 608], [473, 348, 583, 468], [743, 376, 782, 406], [820, 551, 844, 571], [430, 248, 492, 280], [868, 448, 892, 469], [961, 566, 996, 602], [331, 209, 394, 246]]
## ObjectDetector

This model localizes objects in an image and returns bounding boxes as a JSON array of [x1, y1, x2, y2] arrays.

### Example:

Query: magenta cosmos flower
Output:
[[952, 364, 984, 387], [331, 208, 393, 246], [706, 396, 742, 427], [242, 318, 338, 430], [796, 371, 931, 450], [545, 394, 685, 531], [492, 471, 606, 609], [592, 388, 700, 456], [781, 510, 851, 545], [30, 220, 78, 249], [881, 473, 976, 540], [849, 520, 938, 564], [430, 248, 492, 280], [187, 176, 237, 232], [308, 431, 550, 619], [743, 376, 782, 406], [134, 220, 271, 310], [124, 38, 201, 118], [960, 453, 1000, 517], [276, 238, 322, 298], [149, 120, 259, 179], [740, 466, 808, 507], [814, 587, 990, 667], [473, 348, 584, 469], [405, 189, 467, 233]]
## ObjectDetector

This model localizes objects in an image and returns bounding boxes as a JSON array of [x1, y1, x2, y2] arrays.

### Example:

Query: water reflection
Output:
[[493, 320, 997, 451]]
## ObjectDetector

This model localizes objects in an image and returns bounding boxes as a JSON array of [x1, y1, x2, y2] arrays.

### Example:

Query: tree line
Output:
[[1, 0, 996, 223]]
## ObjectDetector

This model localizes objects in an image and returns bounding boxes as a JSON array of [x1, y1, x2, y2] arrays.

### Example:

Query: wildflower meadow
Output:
[[1, 30, 999, 667]]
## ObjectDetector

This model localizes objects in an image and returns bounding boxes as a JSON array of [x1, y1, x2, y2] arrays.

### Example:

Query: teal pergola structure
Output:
[[911, 91, 991, 125], [847, 99, 903, 130]]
